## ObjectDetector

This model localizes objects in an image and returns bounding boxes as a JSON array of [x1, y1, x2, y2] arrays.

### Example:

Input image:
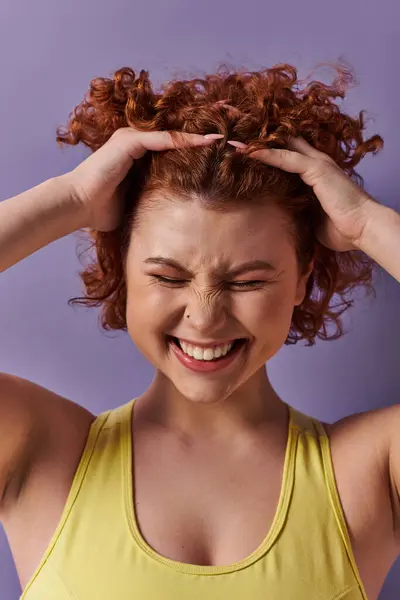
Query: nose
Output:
[[184, 291, 227, 335]]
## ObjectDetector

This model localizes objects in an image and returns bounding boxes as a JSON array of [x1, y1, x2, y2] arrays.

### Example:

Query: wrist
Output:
[[353, 201, 400, 283], [55, 173, 90, 231], [353, 200, 390, 251]]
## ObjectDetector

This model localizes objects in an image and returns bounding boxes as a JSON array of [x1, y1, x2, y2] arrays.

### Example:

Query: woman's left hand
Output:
[[227, 136, 378, 252]]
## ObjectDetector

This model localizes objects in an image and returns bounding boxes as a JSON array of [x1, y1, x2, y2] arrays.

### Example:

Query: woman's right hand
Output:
[[67, 128, 223, 232]]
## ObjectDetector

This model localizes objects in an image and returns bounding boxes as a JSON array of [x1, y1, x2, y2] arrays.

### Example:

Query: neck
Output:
[[139, 366, 286, 441]]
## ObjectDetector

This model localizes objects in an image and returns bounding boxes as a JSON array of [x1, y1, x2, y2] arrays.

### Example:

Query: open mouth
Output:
[[167, 336, 247, 362]]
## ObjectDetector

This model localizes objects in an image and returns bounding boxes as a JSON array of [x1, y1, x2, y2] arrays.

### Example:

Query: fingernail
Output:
[[204, 133, 225, 139], [227, 140, 248, 149]]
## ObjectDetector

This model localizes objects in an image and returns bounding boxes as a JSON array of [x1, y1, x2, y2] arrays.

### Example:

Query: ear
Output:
[[294, 259, 314, 306]]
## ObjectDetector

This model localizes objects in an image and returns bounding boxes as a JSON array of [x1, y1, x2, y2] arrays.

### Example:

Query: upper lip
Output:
[[169, 336, 243, 348]]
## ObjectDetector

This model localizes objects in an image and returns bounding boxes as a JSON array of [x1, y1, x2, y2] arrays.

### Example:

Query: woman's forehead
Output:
[[129, 197, 294, 269], [135, 192, 291, 236]]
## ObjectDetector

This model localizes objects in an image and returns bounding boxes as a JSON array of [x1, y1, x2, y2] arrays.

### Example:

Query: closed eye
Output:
[[151, 276, 186, 285], [151, 275, 265, 289], [230, 281, 265, 289]]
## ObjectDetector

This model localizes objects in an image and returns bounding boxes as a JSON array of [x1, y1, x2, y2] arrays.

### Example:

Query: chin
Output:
[[172, 381, 237, 405]]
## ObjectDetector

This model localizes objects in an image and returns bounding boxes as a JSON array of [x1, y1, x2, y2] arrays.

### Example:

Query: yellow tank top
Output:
[[20, 398, 368, 600]]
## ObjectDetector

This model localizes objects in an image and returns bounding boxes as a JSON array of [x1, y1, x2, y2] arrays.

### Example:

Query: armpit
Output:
[[388, 454, 400, 540]]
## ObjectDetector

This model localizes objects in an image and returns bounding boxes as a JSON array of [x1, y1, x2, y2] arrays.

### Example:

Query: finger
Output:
[[247, 147, 310, 175], [114, 128, 223, 160], [133, 130, 223, 154], [227, 138, 314, 175], [288, 138, 337, 171], [228, 136, 320, 162], [227, 140, 248, 149], [287, 136, 324, 158]]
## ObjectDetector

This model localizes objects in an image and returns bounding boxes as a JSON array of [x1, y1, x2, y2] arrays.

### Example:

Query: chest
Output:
[[131, 426, 286, 566]]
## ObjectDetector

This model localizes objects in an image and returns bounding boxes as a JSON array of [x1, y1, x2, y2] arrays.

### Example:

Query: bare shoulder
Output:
[[0, 371, 95, 515], [324, 403, 399, 487], [323, 404, 400, 557], [324, 403, 398, 459]]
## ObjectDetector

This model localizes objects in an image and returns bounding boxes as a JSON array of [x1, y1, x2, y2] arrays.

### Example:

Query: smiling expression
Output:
[[125, 192, 313, 404]]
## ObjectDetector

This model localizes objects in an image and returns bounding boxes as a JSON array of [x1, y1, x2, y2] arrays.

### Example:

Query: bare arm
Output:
[[0, 129, 219, 274], [0, 373, 41, 512], [0, 174, 87, 273], [353, 202, 400, 283], [0, 129, 219, 514]]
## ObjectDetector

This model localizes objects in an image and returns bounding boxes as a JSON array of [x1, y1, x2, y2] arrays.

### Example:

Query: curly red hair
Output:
[[56, 62, 383, 347]]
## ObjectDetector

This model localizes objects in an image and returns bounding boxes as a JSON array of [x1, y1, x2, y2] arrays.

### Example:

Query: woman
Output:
[[0, 63, 399, 600]]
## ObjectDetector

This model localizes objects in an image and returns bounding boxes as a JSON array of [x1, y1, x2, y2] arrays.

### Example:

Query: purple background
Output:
[[0, 0, 399, 598]]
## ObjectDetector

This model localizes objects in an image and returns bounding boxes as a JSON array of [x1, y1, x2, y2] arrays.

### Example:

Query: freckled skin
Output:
[[125, 194, 314, 433]]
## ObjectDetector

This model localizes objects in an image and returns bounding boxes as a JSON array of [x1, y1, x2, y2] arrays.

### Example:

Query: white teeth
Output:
[[178, 340, 234, 361]]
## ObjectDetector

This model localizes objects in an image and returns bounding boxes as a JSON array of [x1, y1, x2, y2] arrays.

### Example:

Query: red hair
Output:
[[56, 62, 383, 347]]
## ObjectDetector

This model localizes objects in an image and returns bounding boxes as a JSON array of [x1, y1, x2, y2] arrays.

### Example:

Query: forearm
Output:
[[0, 174, 87, 273], [354, 203, 400, 283]]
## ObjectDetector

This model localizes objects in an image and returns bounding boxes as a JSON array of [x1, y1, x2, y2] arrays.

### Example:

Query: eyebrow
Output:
[[143, 256, 278, 276]]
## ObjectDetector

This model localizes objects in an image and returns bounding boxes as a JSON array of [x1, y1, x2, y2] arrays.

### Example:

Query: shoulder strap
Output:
[[287, 404, 368, 600]]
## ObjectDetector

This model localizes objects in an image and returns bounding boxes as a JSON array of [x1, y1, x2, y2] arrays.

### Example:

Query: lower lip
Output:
[[169, 339, 246, 373]]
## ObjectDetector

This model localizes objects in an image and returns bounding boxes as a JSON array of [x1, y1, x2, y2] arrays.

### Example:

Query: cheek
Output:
[[237, 286, 294, 324], [125, 294, 168, 367], [237, 288, 296, 350], [126, 281, 175, 339]]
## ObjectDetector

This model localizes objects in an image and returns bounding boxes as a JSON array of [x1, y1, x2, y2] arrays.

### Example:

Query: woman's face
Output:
[[125, 193, 313, 405]]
